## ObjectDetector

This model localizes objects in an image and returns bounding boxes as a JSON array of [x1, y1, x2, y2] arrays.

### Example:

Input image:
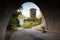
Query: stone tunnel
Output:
[[0, 0, 60, 40]]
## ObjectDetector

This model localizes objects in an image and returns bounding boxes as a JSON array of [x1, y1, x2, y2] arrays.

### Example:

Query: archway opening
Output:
[[17, 2, 46, 30], [5, 2, 46, 40]]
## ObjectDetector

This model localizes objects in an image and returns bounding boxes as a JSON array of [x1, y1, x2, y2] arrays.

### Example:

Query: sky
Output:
[[18, 2, 42, 18]]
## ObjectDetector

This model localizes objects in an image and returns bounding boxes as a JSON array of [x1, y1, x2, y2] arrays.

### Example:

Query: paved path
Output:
[[10, 28, 60, 40]]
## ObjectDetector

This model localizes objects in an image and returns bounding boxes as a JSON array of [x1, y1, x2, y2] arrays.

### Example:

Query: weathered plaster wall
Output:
[[0, 0, 21, 40]]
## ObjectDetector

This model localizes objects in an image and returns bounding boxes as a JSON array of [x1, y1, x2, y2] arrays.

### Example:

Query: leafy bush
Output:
[[21, 18, 42, 29], [41, 26, 46, 30], [41, 25, 46, 33], [21, 22, 32, 28], [7, 13, 20, 30]]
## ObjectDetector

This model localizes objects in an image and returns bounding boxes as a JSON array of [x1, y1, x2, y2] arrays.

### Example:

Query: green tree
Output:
[[7, 13, 20, 30], [7, 6, 23, 30]]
